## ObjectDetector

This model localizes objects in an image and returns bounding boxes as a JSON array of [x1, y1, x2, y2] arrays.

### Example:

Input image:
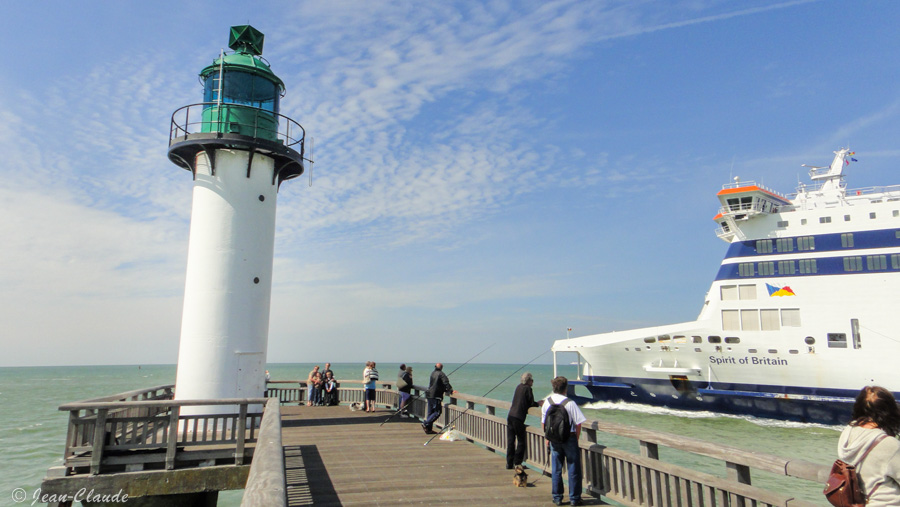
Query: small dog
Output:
[[512, 465, 528, 487], [349, 402, 364, 411]]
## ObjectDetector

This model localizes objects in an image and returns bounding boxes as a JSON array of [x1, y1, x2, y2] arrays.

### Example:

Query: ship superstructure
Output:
[[552, 149, 900, 424]]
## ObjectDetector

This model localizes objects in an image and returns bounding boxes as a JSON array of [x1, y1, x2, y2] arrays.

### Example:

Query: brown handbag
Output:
[[824, 433, 888, 507]]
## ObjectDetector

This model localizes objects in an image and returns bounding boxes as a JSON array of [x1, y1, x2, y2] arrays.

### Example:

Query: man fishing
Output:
[[422, 363, 457, 434]]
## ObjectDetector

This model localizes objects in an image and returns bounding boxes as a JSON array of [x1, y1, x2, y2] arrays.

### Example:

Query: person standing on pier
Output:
[[306, 365, 320, 407], [506, 372, 540, 469], [323, 362, 334, 379], [542, 376, 586, 506], [364, 361, 379, 412], [422, 363, 457, 434], [397, 364, 413, 416], [835, 386, 900, 505]]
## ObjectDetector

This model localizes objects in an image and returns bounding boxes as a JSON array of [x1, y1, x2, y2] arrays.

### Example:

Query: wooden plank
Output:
[[90, 409, 107, 475]]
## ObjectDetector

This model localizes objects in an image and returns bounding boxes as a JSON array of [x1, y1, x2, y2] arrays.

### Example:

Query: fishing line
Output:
[[380, 343, 496, 426], [424, 348, 550, 446]]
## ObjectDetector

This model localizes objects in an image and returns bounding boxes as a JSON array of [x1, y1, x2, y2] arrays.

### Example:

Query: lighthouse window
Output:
[[798, 259, 817, 274], [827, 333, 848, 349], [204, 71, 280, 113], [738, 263, 755, 277], [755, 240, 773, 254], [741, 310, 760, 331], [776, 238, 793, 252], [721, 311, 739, 331], [720, 285, 738, 300], [820, 216, 832, 224], [760, 309, 780, 331], [778, 260, 795, 275], [781, 309, 801, 327], [867, 255, 887, 271], [843, 256, 863, 272], [758, 262, 775, 276], [797, 236, 815, 251], [738, 284, 757, 300], [841, 233, 854, 248]]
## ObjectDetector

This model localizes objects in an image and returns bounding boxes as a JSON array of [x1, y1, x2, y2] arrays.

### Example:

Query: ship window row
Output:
[[732, 229, 900, 258], [721, 308, 800, 331], [733, 254, 900, 277]]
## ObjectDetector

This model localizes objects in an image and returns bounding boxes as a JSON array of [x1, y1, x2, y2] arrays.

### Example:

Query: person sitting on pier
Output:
[[397, 364, 413, 416], [837, 386, 900, 505], [422, 363, 457, 434], [542, 376, 586, 506], [323, 370, 339, 406], [306, 365, 320, 407]]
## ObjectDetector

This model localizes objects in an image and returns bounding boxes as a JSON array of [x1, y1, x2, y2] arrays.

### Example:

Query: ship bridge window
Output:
[[643, 337, 656, 343], [721, 311, 739, 331], [895, 230, 900, 238], [801, 219, 808, 225], [777, 220, 789, 228], [720, 285, 738, 300], [741, 310, 760, 331], [827, 333, 848, 348], [738, 263, 755, 277], [799, 259, 817, 274], [724, 337, 740, 344], [798, 236, 815, 251], [844, 215, 851, 222], [748, 348, 758, 353], [708, 336, 722, 344], [870, 212, 877, 219], [867, 255, 887, 270], [820, 216, 832, 224], [658, 335, 671, 342], [804, 336, 815, 345], [692, 336, 702, 343], [758, 262, 775, 276], [892, 254, 900, 269], [894, 211, 900, 217], [841, 233, 854, 248], [760, 309, 780, 330], [739, 284, 757, 300], [755, 240, 773, 254], [776, 238, 793, 252], [844, 256, 863, 272], [782, 309, 801, 327], [778, 260, 795, 275]]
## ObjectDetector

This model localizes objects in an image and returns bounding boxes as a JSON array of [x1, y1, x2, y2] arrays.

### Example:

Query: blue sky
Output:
[[2, 1, 900, 367]]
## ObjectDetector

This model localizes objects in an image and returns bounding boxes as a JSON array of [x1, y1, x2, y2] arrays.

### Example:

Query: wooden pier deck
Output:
[[280, 405, 584, 506]]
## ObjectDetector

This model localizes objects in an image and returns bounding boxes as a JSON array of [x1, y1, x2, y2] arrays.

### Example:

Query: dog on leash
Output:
[[512, 465, 528, 487], [349, 402, 364, 411]]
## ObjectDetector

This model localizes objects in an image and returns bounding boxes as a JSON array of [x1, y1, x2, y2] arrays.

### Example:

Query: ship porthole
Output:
[[804, 336, 815, 345]]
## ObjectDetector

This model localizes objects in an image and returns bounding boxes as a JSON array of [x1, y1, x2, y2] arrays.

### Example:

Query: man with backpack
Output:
[[541, 376, 587, 506]]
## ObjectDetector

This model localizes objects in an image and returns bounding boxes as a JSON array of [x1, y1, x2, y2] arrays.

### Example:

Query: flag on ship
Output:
[[766, 284, 796, 297]]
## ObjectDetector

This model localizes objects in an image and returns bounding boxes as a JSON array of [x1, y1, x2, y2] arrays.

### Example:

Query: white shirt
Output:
[[540, 393, 587, 432]]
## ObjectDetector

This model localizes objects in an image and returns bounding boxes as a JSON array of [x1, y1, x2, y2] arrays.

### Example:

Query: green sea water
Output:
[[0, 363, 838, 505]]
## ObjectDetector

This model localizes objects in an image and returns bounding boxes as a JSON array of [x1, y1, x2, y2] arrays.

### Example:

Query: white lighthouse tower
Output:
[[167, 26, 306, 413]]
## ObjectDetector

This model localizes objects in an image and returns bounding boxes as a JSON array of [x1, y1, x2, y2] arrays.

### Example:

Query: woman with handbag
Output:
[[835, 386, 900, 505]]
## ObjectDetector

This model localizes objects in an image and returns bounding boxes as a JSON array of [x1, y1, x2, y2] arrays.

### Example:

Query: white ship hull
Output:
[[553, 149, 900, 424]]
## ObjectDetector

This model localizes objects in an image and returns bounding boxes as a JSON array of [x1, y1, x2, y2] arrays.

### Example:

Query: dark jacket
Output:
[[397, 370, 412, 393], [425, 368, 452, 399], [508, 382, 538, 422]]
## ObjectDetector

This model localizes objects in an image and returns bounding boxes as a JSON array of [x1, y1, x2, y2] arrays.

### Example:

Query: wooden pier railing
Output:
[[57, 385, 267, 475], [262, 382, 829, 507]]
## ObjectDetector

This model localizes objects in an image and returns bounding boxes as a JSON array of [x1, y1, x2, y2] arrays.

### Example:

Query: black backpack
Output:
[[544, 398, 572, 443]]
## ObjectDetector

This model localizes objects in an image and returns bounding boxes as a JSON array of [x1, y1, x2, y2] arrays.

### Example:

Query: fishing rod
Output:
[[423, 348, 550, 446], [380, 342, 495, 426]]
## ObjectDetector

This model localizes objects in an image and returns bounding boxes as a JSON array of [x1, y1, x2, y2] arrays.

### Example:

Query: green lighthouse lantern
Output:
[[200, 25, 285, 142]]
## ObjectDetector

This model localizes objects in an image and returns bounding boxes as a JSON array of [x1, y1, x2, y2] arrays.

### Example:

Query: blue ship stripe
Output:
[[724, 228, 900, 259], [714, 254, 900, 281]]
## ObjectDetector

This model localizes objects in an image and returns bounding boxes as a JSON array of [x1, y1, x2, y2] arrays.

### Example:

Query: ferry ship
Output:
[[552, 148, 900, 424]]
